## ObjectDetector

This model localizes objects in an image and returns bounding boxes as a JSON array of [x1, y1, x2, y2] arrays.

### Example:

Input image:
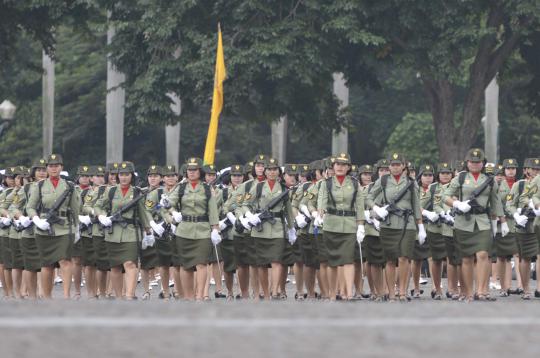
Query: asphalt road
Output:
[[1, 277, 540, 358]]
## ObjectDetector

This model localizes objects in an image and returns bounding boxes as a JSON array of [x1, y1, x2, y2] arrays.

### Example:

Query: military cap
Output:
[[185, 157, 203, 170], [12, 166, 26, 176], [531, 158, 540, 170], [407, 161, 416, 170], [388, 152, 405, 165], [94, 165, 106, 176], [32, 157, 47, 169], [24, 167, 31, 177], [502, 158, 518, 169], [162, 165, 177, 176], [284, 164, 299, 175], [437, 162, 452, 173], [485, 162, 496, 174], [147, 164, 162, 176], [203, 164, 217, 175], [495, 164, 505, 176], [118, 161, 135, 173], [265, 157, 280, 169], [5, 166, 17, 177], [244, 161, 254, 174], [47, 153, 63, 165], [350, 164, 359, 174], [465, 148, 485, 162], [299, 164, 310, 176], [325, 157, 336, 169], [375, 159, 389, 169], [523, 158, 533, 169], [309, 160, 323, 171], [230, 164, 244, 176], [334, 152, 351, 165], [77, 165, 92, 176], [107, 162, 120, 174], [419, 164, 434, 175], [180, 164, 188, 176], [358, 164, 374, 174], [253, 154, 268, 165], [453, 160, 465, 172]]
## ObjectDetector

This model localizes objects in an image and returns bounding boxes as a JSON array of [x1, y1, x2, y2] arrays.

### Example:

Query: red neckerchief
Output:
[[506, 178, 515, 188], [121, 185, 130, 196], [257, 176, 265, 182], [50, 177, 60, 189], [190, 180, 199, 189], [336, 175, 345, 185], [393, 174, 401, 183], [80, 184, 89, 190], [268, 180, 276, 191], [422, 185, 429, 192], [472, 172, 480, 181]]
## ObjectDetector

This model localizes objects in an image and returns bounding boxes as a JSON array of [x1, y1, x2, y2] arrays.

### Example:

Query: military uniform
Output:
[[26, 154, 81, 267], [204, 164, 223, 265], [0, 167, 18, 269], [361, 164, 385, 266], [281, 164, 301, 268], [75, 165, 93, 266], [4, 166, 26, 270], [139, 165, 163, 271], [493, 159, 519, 259], [295, 163, 320, 269]]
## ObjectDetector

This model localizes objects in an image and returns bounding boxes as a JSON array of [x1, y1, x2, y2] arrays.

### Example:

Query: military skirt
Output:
[[234, 234, 257, 267], [140, 244, 159, 270], [106, 241, 138, 267], [516, 232, 538, 260], [281, 239, 300, 267], [428, 232, 447, 261], [72, 239, 83, 257], [454, 228, 492, 257], [322, 231, 356, 267], [208, 241, 223, 264], [21, 236, 41, 272], [93, 235, 110, 271], [365, 235, 385, 265], [1, 236, 12, 268], [493, 233, 518, 259], [379, 228, 416, 261], [300, 233, 319, 269], [412, 239, 430, 261], [317, 231, 329, 263], [444, 234, 462, 266], [176, 236, 212, 270], [221, 239, 237, 273], [10, 238, 24, 270], [35, 234, 72, 267], [155, 235, 173, 267], [354, 241, 367, 263], [81, 236, 96, 267], [254, 236, 284, 266]]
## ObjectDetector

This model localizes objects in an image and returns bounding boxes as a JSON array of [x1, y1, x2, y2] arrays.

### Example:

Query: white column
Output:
[[332, 72, 348, 155], [42, 51, 55, 157], [106, 17, 126, 164], [166, 93, 181, 168], [484, 77, 499, 164], [271, 115, 288, 165]]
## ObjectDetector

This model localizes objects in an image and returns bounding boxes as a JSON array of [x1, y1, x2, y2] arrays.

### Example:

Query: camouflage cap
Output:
[[523, 158, 532, 169], [118, 161, 135, 173], [13, 166, 26, 176], [309, 160, 323, 171], [465, 148, 485, 162], [180, 164, 188, 176], [185, 157, 203, 170], [230, 164, 244, 176], [265, 157, 280, 169], [24, 167, 31, 177], [387, 152, 405, 165], [419, 164, 434, 175], [299, 164, 310, 176], [77, 165, 93, 176], [350, 164, 359, 174], [94, 165, 106, 176], [502, 158, 518, 169], [203, 164, 217, 175], [284, 164, 299, 175], [253, 154, 268, 165], [375, 159, 389, 169], [162, 165, 177, 176], [358, 164, 374, 174], [147, 164, 162, 176], [437, 162, 452, 173], [47, 153, 63, 165], [32, 157, 47, 169], [531, 158, 540, 170]]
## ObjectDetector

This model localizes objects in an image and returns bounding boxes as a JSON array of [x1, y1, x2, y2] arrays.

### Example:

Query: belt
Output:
[[112, 218, 137, 225], [326, 208, 356, 217], [470, 207, 486, 215], [41, 208, 68, 217], [183, 215, 209, 223], [263, 211, 284, 219]]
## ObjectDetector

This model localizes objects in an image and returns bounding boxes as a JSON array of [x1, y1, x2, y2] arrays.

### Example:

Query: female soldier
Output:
[[94, 161, 154, 300], [367, 152, 425, 302], [493, 159, 519, 296], [26, 154, 81, 299], [317, 153, 365, 301], [162, 157, 220, 301], [509, 158, 540, 300], [242, 157, 295, 300], [139, 165, 162, 300], [420, 164, 449, 300], [443, 148, 507, 302], [0, 167, 17, 298]]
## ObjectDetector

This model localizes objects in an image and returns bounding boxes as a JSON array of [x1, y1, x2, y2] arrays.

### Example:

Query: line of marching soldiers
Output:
[[1, 148, 539, 301]]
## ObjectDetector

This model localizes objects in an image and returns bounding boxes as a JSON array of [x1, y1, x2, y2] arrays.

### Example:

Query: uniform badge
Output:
[[145, 200, 155, 209], [506, 194, 513, 201], [303, 191, 308, 197], [13, 194, 19, 203], [236, 194, 243, 203], [244, 193, 252, 200], [84, 195, 93, 202], [308, 193, 315, 200]]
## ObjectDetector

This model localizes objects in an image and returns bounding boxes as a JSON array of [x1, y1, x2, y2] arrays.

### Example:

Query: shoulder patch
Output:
[[236, 194, 243, 203], [145, 200, 155, 209], [84, 195, 93, 203], [506, 194, 513, 201], [244, 193, 252, 201]]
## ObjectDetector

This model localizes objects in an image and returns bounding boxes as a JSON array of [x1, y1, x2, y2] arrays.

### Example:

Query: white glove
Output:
[[172, 211, 183, 224], [226, 212, 237, 225], [452, 200, 471, 213], [373, 205, 389, 220], [19, 216, 32, 228], [211, 228, 222, 245], [159, 194, 170, 208], [150, 220, 165, 237], [98, 215, 112, 227], [74, 226, 81, 244], [288, 228, 297, 245], [422, 209, 439, 223], [142, 233, 156, 249], [78, 215, 92, 226], [248, 213, 262, 226], [364, 210, 373, 224], [240, 215, 252, 230], [356, 225, 365, 244], [300, 205, 311, 218], [141, 235, 149, 250], [529, 199, 540, 217], [14, 219, 20, 227], [513, 212, 528, 227], [444, 212, 455, 225], [32, 216, 50, 231], [219, 218, 228, 231], [295, 214, 308, 228], [491, 220, 498, 237], [1, 217, 11, 226], [417, 224, 427, 245], [501, 221, 510, 237], [313, 213, 324, 227], [170, 224, 177, 234], [373, 218, 380, 231]]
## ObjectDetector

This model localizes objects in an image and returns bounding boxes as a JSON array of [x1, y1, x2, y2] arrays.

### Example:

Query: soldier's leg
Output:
[[123, 261, 138, 299], [398, 257, 411, 297], [343, 263, 355, 299], [411, 259, 422, 295], [159, 266, 170, 298], [40, 266, 54, 298], [71, 256, 82, 297], [270, 262, 282, 298], [461, 256, 474, 299], [110, 266, 123, 298], [384, 261, 396, 300], [12, 268, 22, 299], [195, 264, 208, 300], [431, 259, 443, 295], [84, 265, 97, 298], [257, 266, 269, 299], [475, 251, 490, 296], [58, 259, 72, 299]]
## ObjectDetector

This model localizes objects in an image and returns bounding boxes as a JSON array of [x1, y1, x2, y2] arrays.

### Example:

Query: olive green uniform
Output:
[[14, 183, 41, 272], [0, 187, 15, 268], [145, 187, 173, 267], [295, 182, 319, 268], [363, 184, 385, 266], [233, 179, 260, 267], [220, 185, 241, 273], [5, 187, 24, 269], [82, 185, 109, 271], [508, 179, 539, 259], [494, 179, 518, 258], [434, 182, 461, 265], [306, 179, 328, 263], [421, 183, 447, 261]]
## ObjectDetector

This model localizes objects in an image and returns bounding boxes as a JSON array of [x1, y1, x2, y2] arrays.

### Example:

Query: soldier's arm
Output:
[[412, 184, 423, 223], [506, 183, 520, 215], [306, 185, 318, 213], [26, 185, 39, 218], [290, 188, 300, 217], [489, 181, 504, 220], [1, 190, 15, 217], [69, 186, 81, 226], [94, 187, 111, 216], [233, 184, 246, 218], [443, 177, 459, 206], [355, 187, 365, 224], [242, 184, 257, 214], [285, 198, 294, 230], [208, 195, 219, 229], [317, 180, 328, 216], [137, 199, 152, 231], [82, 189, 97, 216], [366, 179, 382, 208], [433, 186, 445, 214]]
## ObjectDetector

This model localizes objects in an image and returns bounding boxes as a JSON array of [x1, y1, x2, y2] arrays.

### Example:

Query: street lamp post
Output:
[[0, 100, 17, 138]]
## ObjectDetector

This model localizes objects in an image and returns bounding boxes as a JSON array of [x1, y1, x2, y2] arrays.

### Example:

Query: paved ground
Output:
[[1, 277, 540, 358]]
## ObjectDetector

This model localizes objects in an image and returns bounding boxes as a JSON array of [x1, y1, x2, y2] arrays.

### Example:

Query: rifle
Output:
[[106, 187, 156, 234], [43, 183, 75, 236], [515, 206, 537, 230], [254, 184, 299, 232], [384, 175, 419, 225], [451, 174, 495, 221]]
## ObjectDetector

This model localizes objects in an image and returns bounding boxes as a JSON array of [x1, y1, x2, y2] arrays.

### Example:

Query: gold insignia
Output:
[[13, 194, 19, 203], [190, 158, 196, 163], [236, 194, 243, 203], [151, 165, 156, 170], [536, 159, 539, 164], [98, 167, 103, 171], [10, 167, 15, 172], [259, 155, 264, 160], [210, 165, 214, 169], [393, 153, 398, 159], [270, 159, 275, 164], [51, 154, 56, 159], [113, 163, 118, 168], [509, 160, 513, 164], [366, 165, 370, 169], [235, 165, 240, 170], [83, 166, 88, 171], [292, 165, 297, 170], [330, 158, 335, 163], [249, 161, 254, 166], [39, 159, 45, 164], [473, 151, 478, 156], [426, 166, 430, 170], [530, 186, 538, 195], [168, 166, 172, 170], [122, 163, 127, 168], [85, 195, 93, 202], [443, 163, 448, 167], [303, 166, 308, 170], [523, 186, 530, 195], [244, 193, 252, 200], [303, 191, 308, 197], [340, 153, 346, 158], [145, 200, 154, 209], [309, 193, 315, 200], [506, 194, 513, 202]]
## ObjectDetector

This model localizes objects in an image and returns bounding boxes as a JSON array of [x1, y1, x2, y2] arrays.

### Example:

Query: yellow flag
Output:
[[203, 24, 227, 165]]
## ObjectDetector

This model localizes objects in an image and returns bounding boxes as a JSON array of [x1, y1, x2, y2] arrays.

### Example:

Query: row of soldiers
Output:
[[1, 149, 539, 301]]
